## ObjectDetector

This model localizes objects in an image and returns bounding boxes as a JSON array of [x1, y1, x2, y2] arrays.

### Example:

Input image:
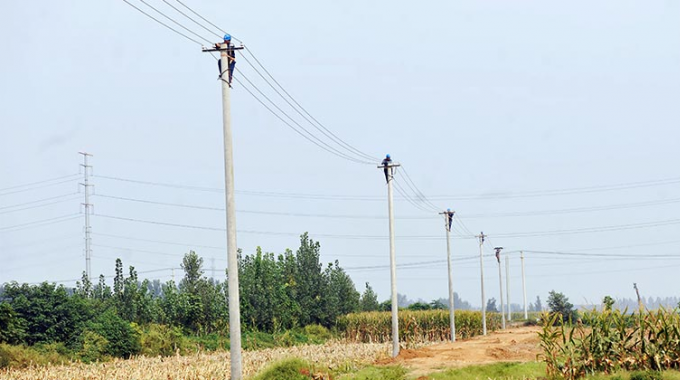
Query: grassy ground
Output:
[[247, 359, 680, 380]]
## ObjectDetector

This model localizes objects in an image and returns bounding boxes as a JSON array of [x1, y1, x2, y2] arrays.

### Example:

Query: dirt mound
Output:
[[377, 326, 542, 377]]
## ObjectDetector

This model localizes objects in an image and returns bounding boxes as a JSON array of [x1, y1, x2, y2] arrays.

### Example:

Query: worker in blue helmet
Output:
[[446, 208, 454, 232], [216, 34, 236, 85], [381, 154, 392, 183]]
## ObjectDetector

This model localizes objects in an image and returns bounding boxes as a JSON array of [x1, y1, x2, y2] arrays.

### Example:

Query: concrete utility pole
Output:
[[495, 247, 505, 329], [203, 38, 244, 380], [79, 152, 93, 281], [439, 209, 456, 342], [506, 255, 511, 322], [521, 251, 528, 319], [478, 232, 487, 335], [378, 159, 401, 357]]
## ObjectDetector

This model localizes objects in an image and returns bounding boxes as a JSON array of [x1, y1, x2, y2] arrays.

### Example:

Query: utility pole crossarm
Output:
[[202, 45, 245, 52]]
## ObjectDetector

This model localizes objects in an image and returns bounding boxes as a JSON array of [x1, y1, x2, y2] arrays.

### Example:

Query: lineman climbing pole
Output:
[[79, 152, 93, 282], [203, 37, 244, 380], [478, 232, 487, 335], [378, 159, 401, 357], [439, 209, 456, 342], [495, 247, 505, 329]]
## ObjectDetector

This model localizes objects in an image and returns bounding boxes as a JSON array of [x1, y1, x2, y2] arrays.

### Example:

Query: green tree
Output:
[[535, 295, 543, 311], [547, 290, 578, 323], [0, 302, 25, 344], [323, 261, 360, 324], [86, 309, 140, 358], [486, 298, 498, 313], [2, 282, 92, 347], [407, 302, 432, 311], [429, 299, 447, 310], [294, 233, 325, 326], [603, 295, 615, 311], [359, 283, 379, 312]]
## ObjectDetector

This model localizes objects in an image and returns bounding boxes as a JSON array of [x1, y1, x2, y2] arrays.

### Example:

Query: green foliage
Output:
[[426, 361, 545, 380], [250, 358, 314, 380], [78, 330, 109, 363], [548, 290, 578, 323], [0, 343, 70, 369], [337, 365, 407, 380], [538, 307, 680, 379], [359, 283, 379, 312], [407, 302, 432, 311], [629, 371, 663, 380], [604, 295, 616, 311], [337, 310, 502, 344], [138, 323, 188, 356], [486, 298, 498, 313], [0, 302, 24, 344], [1, 282, 92, 347], [87, 310, 141, 358]]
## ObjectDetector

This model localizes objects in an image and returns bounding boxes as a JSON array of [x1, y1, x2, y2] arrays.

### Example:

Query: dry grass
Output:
[[0, 341, 391, 380]]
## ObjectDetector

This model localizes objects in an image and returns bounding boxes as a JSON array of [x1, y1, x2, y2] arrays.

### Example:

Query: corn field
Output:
[[538, 308, 680, 379], [0, 341, 390, 380], [337, 310, 502, 344]]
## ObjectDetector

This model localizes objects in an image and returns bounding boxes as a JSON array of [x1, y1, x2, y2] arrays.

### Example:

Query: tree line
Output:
[[0, 233, 387, 358]]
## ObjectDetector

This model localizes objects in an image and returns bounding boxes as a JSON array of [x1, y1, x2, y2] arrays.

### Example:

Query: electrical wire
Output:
[[0, 193, 79, 211], [160, 0, 223, 39], [239, 50, 379, 163], [120, 0, 204, 45], [0, 174, 79, 193], [0, 178, 79, 197], [171, 0, 242, 43], [94, 193, 441, 220], [233, 73, 374, 164], [0, 196, 81, 215], [0, 214, 81, 233], [135, 0, 213, 44]]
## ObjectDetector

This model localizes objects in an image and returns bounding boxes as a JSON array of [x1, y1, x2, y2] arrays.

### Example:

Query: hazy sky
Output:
[[1, 0, 679, 308]]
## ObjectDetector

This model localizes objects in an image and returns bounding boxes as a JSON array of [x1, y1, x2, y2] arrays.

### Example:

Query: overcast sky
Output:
[[1, 0, 679, 308]]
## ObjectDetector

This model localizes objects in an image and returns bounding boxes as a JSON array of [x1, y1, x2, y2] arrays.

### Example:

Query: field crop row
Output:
[[0, 341, 390, 380]]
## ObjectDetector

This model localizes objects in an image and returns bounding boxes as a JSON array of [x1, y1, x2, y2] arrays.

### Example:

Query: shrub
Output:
[[139, 323, 188, 356], [87, 310, 140, 358], [78, 330, 109, 363]]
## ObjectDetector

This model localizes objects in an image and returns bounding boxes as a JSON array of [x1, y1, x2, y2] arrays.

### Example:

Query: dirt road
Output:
[[379, 326, 542, 377]]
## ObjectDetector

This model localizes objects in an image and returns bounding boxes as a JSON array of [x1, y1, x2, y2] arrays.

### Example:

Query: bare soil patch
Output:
[[378, 325, 542, 377]]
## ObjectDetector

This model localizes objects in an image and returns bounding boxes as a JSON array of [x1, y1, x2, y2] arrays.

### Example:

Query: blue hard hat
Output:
[[223, 34, 232, 41], [386, 154, 391, 158], [447, 208, 451, 212]]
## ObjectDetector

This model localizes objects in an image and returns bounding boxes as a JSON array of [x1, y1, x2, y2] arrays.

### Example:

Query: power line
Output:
[[120, 0, 204, 45], [0, 192, 79, 211], [239, 50, 379, 163], [423, 176, 680, 200], [135, 0, 213, 44], [0, 234, 82, 249], [95, 213, 473, 239], [0, 214, 81, 233], [233, 72, 373, 164], [0, 178, 79, 197], [171, 0, 242, 42], [160, 0, 223, 39], [0, 196, 81, 215], [0, 174, 79, 192], [95, 193, 441, 219], [523, 249, 680, 259], [93, 232, 225, 250]]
